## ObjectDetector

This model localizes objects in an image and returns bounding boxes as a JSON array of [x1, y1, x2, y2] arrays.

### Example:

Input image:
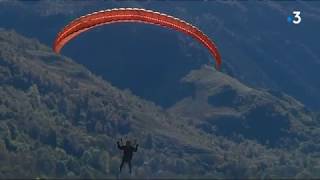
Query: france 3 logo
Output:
[[288, 11, 301, 25]]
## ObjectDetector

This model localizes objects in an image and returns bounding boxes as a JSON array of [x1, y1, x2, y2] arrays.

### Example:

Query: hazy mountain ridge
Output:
[[171, 1, 320, 109]]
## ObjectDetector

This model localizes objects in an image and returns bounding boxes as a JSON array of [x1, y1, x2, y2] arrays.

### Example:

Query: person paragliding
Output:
[[117, 138, 139, 174]]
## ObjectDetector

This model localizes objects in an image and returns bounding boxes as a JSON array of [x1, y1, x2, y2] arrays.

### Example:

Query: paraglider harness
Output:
[[117, 138, 139, 174]]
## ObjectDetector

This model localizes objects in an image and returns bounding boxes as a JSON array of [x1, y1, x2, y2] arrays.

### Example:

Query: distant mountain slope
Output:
[[1, 1, 319, 109], [170, 1, 320, 109], [1, 29, 320, 178]]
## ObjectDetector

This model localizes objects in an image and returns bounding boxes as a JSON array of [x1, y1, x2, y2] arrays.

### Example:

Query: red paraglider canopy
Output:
[[53, 8, 222, 70]]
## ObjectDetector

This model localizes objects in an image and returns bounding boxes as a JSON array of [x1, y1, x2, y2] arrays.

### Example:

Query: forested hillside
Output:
[[0, 29, 320, 178]]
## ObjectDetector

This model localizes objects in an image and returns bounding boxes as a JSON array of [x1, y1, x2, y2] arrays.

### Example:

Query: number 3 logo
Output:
[[293, 11, 301, 24]]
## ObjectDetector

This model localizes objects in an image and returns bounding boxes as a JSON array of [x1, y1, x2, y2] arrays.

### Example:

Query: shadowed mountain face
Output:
[[1, 1, 320, 109], [63, 23, 199, 107]]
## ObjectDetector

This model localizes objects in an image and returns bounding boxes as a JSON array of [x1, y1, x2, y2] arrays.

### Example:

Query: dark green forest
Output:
[[1, 29, 320, 179]]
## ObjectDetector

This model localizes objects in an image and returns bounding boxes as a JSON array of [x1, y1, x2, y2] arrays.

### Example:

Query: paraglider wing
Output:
[[53, 8, 222, 70]]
